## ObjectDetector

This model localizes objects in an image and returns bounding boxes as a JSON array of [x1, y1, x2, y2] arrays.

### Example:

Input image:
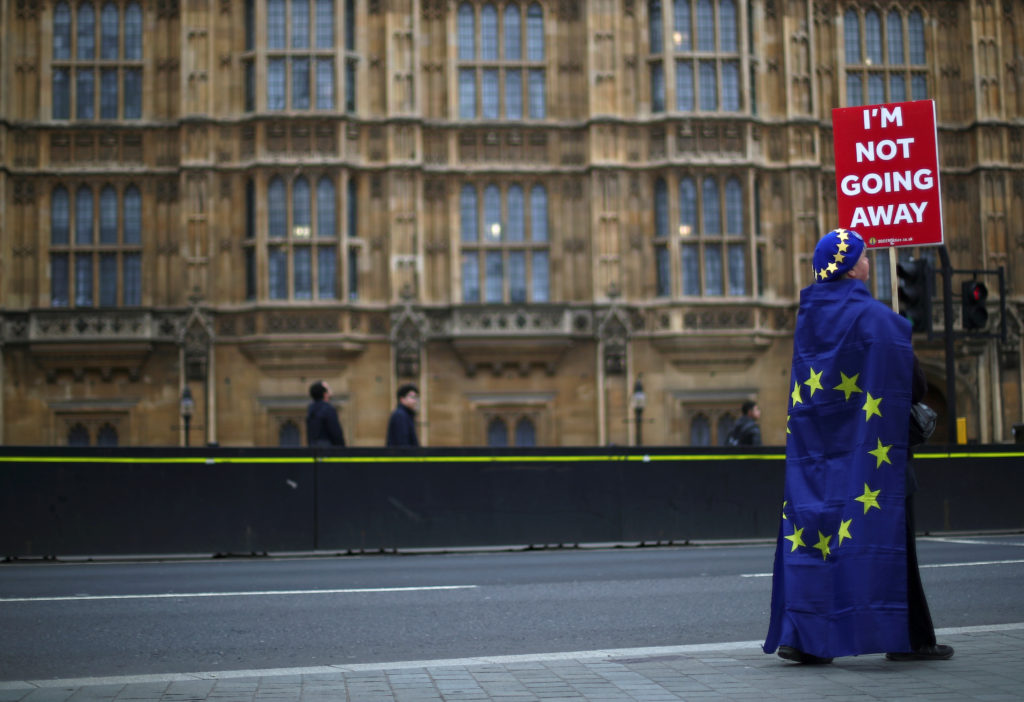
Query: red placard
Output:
[[833, 100, 943, 248]]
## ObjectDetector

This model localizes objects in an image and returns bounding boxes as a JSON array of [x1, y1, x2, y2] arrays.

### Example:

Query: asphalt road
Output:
[[1, 534, 1022, 681]]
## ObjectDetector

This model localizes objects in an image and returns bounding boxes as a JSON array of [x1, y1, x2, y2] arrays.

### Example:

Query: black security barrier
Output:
[[0, 446, 1021, 558]]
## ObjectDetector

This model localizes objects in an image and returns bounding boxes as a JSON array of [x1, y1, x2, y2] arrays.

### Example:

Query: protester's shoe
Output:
[[778, 645, 834, 664], [885, 644, 955, 661]]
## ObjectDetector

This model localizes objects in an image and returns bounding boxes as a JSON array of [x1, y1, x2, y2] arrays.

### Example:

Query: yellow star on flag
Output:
[[838, 519, 853, 546], [836, 229, 849, 241], [834, 372, 862, 401], [782, 500, 788, 519], [813, 530, 832, 560], [826, 261, 839, 275], [817, 267, 829, 280], [804, 368, 823, 397], [785, 526, 805, 552], [862, 393, 883, 421], [786, 414, 791, 434], [791, 382, 802, 407], [832, 252, 846, 264], [869, 438, 893, 468], [855, 483, 881, 514], [837, 241, 850, 253]]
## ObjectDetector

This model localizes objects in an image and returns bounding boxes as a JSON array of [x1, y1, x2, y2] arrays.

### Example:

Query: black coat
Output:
[[386, 404, 419, 447], [306, 400, 346, 446], [727, 415, 762, 446]]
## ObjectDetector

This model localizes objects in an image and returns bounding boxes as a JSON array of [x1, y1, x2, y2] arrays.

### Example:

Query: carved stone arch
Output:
[[390, 305, 427, 378], [179, 307, 214, 381], [597, 305, 632, 375]]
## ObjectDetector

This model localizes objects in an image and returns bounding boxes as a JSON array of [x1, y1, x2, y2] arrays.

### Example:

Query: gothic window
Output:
[[51, 1, 143, 120], [649, 0, 742, 114], [261, 174, 339, 301], [487, 417, 508, 446], [244, 0, 339, 113], [50, 184, 142, 307], [514, 417, 536, 446], [460, 183, 549, 303], [716, 413, 735, 446], [456, 2, 546, 120], [97, 423, 119, 446], [346, 176, 361, 301], [486, 415, 538, 446], [652, 174, 750, 297], [690, 413, 711, 446], [279, 420, 301, 446], [68, 423, 91, 446], [843, 7, 928, 106]]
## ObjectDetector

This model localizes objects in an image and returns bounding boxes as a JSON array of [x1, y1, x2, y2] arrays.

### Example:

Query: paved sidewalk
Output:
[[2, 624, 1022, 701]]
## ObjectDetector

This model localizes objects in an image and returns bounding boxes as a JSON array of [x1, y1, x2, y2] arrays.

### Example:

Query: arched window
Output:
[[461, 185, 478, 243], [100, 186, 117, 244], [690, 414, 710, 446], [317, 177, 335, 238], [52, 187, 70, 245], [845, 7, 929, 105], [268, 177, 287, 238], [481, 4, 498, 60], [718, 0, 737, 52], [649, 0, 663, 55], [124, 3, 142, 59], [123, 186, 141, 244], [702, 177, 720, 234], [77, 3, 95, 59], [886, 11, 903, 65], [696, 0, 714, 51], [279, 420, 301, 447], [724, 178, 742, 235], [54, 3, 72, 59], [487, 417, 508, 447], [655, 178, 670, 297], [844, 10, 860, 64], [514, 418, 536, 447], [526, 3, 544, 60], [507, 185, 525, 242], [264, 174, 340, 301], [97, 423, 119, 447], [530, 185, 548, 242], [68, 423, 90, 446], [462, 183, 550, 303], [51, 184, 141, 308], [100, 3, 119, 59], [458, 2, 543, 119], [293, 177, 311, 235], [504, 4, 521, 59], [717, 414, 735, 446], [458, 4, 475, 59]]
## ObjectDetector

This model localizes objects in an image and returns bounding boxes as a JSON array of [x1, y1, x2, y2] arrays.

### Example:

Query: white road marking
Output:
[[0, 584, 477, 603], [3, 622, 1022, 690], [923, 537, 1024, 547], [741, 557, 1024, 578]]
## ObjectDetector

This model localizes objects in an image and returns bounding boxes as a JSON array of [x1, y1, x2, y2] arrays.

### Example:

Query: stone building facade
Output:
[[1, 0, 1022, 447]]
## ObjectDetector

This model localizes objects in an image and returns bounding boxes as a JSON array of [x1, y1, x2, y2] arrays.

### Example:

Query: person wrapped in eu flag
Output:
[[763, 228, 953, 664]]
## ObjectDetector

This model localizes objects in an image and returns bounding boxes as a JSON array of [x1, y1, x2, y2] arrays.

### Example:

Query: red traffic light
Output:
[[966, 281, 988, 302], [962, 280, 989, 331]]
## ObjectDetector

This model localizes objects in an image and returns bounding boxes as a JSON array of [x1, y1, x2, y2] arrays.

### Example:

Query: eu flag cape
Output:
[[763, 279, 914, 659]]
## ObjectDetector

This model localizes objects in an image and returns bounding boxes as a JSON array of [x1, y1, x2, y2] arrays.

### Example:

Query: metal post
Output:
[[938, 246, 957, 443], [181, 386, 195, 448], [632, 376, 646, 447]]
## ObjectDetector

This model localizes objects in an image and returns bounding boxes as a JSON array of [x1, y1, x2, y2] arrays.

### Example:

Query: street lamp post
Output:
[[180, 386, 195, 447], [632, 376, 646, 446]]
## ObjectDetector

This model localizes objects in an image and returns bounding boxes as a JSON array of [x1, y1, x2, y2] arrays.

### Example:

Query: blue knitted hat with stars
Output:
[[813, 228, 865, 283]]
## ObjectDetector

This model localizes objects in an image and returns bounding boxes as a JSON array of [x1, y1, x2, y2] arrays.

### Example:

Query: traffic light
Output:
[[962, 280, 989, 331], [896, 259, 931, 333]]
